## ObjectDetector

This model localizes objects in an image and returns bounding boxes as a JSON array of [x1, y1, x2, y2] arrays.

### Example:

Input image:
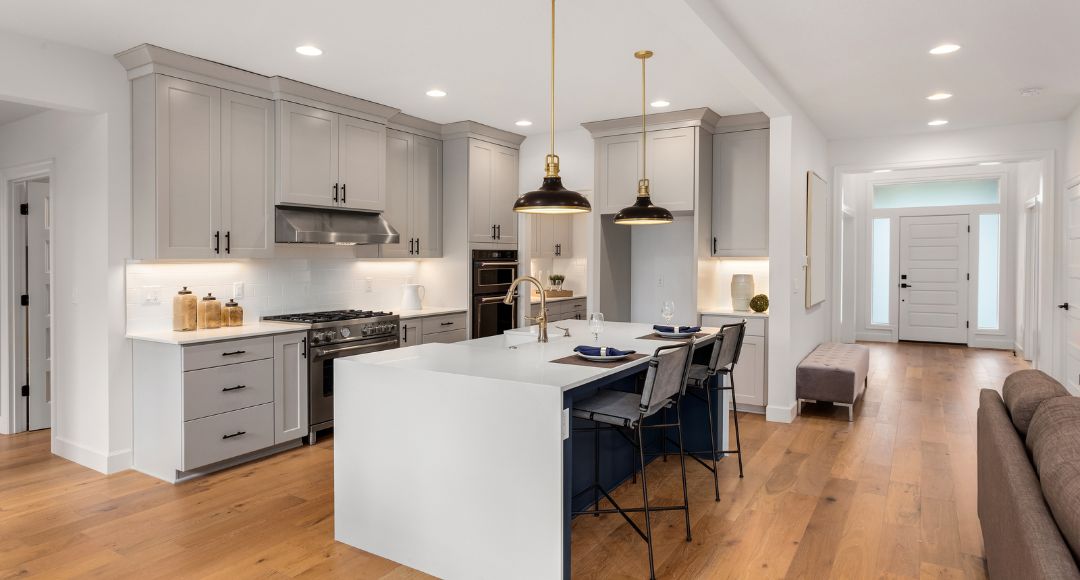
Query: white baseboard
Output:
[[765, 401, 797, 423], [107, 448, 133, 474], [968, 336, 1015, 350], [52, 436, 132, 475]]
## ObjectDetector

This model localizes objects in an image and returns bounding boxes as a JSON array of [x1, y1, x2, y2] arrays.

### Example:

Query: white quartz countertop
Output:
[[529, 294, 585, 305], [126, 321, 309, 345], [338, 319, 717, 392], [396, 307, 467, 320], [699, 308, 769, 318]]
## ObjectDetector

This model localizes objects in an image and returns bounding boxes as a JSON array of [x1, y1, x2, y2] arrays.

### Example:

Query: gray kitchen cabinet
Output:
[[400, 312, 467, 346], [273, 332, 309, 444], [382, 129, 442, 258], [700, 314, 768, 411], [277, 101, 386, 211], [531, 214, 573, 258], [712, 129, 769, 257], [530, 297, 586, 323], [596, 127, 697, 215], [468, 139, 519, 245], [132, 74, 274, 259], [400, 320, 422, 347]]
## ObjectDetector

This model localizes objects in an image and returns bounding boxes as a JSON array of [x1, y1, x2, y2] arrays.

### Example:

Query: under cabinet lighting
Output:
[[929, 44, 961, 55], [425, 89, 447, 98], [873, 169, 893, 173], [979, 161, 1001, 166], [295, 45, 322, 56], [927, 119, 949, 126]]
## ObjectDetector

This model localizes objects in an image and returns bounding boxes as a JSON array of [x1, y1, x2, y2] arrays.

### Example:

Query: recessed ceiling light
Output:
[[295, 45, 322, 56], [927, 119, 949, 126], [873, 169, 893, 173], [425, 89, 447, 98], [929, 43, 961, 55], [650, 100, 670, 108], [979, 161, 1002, 166], [1020, 87, 1043, 97], [926, 92, 953, 101], [515, 120, 533, 127]]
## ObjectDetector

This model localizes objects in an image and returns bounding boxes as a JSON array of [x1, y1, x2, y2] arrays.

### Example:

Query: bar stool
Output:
[[685, 322, 747, 501], [571, 341, 696, 580]]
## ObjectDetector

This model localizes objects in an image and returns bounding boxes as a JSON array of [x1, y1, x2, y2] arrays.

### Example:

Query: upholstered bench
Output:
[[796, 343, 870, 421]]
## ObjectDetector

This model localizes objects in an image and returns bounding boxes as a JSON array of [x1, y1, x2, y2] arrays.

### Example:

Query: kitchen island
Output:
[[333, 320, 729, 579]]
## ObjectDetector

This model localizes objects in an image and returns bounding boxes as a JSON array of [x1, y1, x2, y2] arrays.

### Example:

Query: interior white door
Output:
[[1063, 184, 1080, 392], [898, 214, 970, 343], [27, 180, 50, 430]]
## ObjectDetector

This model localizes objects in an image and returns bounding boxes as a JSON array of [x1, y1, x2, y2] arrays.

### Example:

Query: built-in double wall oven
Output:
[[472, 249, 518, 338]]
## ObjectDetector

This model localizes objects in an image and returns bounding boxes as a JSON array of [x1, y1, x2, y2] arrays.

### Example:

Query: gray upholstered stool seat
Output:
[[572, 390, 656, 428], [796, 342, 870, 421]]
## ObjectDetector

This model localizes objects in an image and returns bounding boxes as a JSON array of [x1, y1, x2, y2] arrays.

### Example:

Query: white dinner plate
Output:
[[655, 330, 696, 339], [575, 352, 631, 362]]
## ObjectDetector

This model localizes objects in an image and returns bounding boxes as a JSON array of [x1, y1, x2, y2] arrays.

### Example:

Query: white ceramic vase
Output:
[[731, 274, 755, 312]]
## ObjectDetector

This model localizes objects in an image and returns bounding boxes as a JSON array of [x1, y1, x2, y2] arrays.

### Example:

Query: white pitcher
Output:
[[402, 283, 425, 310]]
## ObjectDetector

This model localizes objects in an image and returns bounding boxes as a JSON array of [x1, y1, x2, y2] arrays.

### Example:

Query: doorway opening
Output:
[[8, 174, 52, 433]]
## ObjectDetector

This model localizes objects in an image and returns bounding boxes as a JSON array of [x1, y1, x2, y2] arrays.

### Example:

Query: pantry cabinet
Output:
[[595, 127, 698, 215], [382, 129, 442, 258], [711, 128, 769, 257], [531, 214, 573, 258], [132, 74, 274, 260], [277, 101, 386, 212], [468, 139, 519, 246]]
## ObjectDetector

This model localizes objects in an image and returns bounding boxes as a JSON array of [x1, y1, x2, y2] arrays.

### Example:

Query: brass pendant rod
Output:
[[549, 0, 555, 159], [641, 53, 646, 188]]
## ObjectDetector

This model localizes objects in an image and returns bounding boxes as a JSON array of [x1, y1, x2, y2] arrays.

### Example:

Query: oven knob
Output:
[[313, 332, 324, 344], [361, 326, 371, 336], [340, 327, 351, 338]]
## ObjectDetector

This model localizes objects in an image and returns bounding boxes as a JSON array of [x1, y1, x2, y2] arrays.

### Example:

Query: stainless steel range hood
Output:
[[275, 205, 400, 245]]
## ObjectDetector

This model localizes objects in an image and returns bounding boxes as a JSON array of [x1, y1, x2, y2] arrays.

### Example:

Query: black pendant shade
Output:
[[613, 194, 673, 225], [513, 176, 591, 214]]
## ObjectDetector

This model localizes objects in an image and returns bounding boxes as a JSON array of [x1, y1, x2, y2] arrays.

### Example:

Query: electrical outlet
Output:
[[232, 282, 244, 299], [364, 277, 374, 293], [657, 276, 664, 288], [143, 285, 161, 304]]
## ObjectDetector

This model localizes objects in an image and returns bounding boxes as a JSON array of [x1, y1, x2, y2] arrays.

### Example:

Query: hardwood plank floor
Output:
[[0, 342, 1025, 579]]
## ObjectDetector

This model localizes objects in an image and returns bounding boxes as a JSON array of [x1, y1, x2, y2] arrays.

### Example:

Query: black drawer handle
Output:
[[222, 431, 246, 440], [221, 385, 247, 392], [221, 350, 247, 356], [440, 322, 454, 326]]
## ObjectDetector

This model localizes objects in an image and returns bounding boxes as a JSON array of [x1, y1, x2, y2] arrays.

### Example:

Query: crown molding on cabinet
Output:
[[387, 113, 444, 141], [712, 112, 770, 134], [581, 107, 726, 139], [440, 121, 526, 149]]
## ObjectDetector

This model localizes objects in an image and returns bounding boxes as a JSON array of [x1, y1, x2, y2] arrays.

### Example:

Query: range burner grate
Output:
[[264, 309, 394, 324]]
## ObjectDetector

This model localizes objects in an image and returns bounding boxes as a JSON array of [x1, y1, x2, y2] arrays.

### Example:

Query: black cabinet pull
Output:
[[712, 237, 717, 254], [416, 238, 421, 255], [225, 231, 231, 254], [409, 239, 415, 254], [341, 183, 346, 204], [440, 321, 453, 326], [1060, 303, 1071, 311], [214, 231, 220, 254], [221, 350, 247, 356], [491, 224, 496, 240], [301, 337, 307, 359], [222, 431, 246, 440], [403, 325, 408, 342], [496, 224, 501, 239], [333, 183, 339, 203], [221, 385, 247, 392]]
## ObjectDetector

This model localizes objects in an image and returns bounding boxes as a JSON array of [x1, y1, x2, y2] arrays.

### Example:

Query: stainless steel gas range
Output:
[[263, 310, 400, 444]]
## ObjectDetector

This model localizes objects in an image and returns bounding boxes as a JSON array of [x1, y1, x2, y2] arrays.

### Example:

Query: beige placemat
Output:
[[550, 353, 647, 368], [636, 332, 710, 341]]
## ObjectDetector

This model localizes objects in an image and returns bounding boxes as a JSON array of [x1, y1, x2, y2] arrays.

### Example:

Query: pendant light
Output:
[[512, 0, 592, 215], [614, 50, 673, 225]]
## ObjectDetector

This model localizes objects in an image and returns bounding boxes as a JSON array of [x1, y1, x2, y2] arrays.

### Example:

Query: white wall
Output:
[[629, 216, 696, 324], [0, 31, 131, 472], [1068, 105, 1080, 181]]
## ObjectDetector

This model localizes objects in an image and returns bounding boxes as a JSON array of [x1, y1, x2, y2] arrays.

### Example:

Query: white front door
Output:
[[1063, 183, 1080, 392], [898, 214, 970, 343]]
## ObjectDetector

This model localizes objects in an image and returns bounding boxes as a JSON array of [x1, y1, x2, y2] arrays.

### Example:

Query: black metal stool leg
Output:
[[728, 373, 744, 478], [636, 426, 657, 580], [703, 381, 721, 501], [593, 421, 601, 516], [675, 400, 692, 542]]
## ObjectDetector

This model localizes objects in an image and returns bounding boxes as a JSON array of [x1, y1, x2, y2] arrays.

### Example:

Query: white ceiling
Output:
[[712, 0, 1080, 139], [0, 0, 758, 135], [0, 100, 48, 127]]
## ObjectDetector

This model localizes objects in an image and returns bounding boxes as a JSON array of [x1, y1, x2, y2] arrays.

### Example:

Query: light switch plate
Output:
[[232, 282, 244, 299], [364, 277, 374, 293], [143, 285, 161, 304]]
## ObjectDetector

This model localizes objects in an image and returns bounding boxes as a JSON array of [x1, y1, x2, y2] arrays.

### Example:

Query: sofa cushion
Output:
[[1027, 395, 1080, 561], [1003, 369, 1069, 436]]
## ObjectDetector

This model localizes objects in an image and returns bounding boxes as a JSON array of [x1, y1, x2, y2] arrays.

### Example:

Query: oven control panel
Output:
[[309, 320, 399, 346]]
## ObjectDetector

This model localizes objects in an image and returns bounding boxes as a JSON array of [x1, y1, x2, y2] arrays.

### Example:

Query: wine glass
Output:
[[588, 312, 605, 342], [661, 301, 676, 326]]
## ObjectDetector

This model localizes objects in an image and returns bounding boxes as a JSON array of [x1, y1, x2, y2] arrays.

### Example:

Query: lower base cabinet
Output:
[[700, 314, 768, 411], [530, 297, 586, 323], [400, 312, 467, 346], [132, 331, 308, 483]]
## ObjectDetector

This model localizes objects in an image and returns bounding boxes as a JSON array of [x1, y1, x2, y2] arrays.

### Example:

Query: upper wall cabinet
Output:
[[132, 75, 274, 260], [467, 139, 519, 246], [596, 127, 699, 215], [382, 129, 442, 258], [711, 128, 769, 257], [278, 101, 386, 212], [531, 215, 573, 258]]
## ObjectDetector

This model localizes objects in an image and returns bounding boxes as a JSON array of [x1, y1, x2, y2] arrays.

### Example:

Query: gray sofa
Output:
[[978, 369, 1080, 579]]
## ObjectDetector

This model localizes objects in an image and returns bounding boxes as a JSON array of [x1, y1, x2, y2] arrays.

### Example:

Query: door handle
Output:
[[712, 237, 717, 254], [1059, 303, 1071, 311], [301, 337, 307, 359], [491, 224, 496, 240], [899, 283, 911, 289]]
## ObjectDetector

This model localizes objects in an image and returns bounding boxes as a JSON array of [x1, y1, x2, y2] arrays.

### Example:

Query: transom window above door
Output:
[[873, 178, 999, 210]]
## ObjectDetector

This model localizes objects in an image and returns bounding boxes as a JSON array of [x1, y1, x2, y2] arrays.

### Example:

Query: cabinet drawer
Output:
[[421, 313, 466, 336], [183, 336, 274, 371], [423, 329, 467, 344], [183, 359, 274, 421], [700, 315, 766, 337], [565, 299, 586, 313], [183, 402, 274, 471]]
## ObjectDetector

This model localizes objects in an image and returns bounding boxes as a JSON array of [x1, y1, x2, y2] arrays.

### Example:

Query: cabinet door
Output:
[[597, 133, 641, 214], [273, 332, 309, 444], [339, 115, 386, 211], [381, 129, 413, 258], [647, 127, 696, 212], [552, 215, 572, 257], [491, 144, 519, 245], [155, 76, 221, 258], [400, 321, 422, 347], [731, 334, 766, 408], [712, 129, 769, 257], [221, 90, 274, 258], [468, 140, 496, 243], [531, 215, 554, 257], [412, 135, 442, 257], [278, 102, 338, 208]]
